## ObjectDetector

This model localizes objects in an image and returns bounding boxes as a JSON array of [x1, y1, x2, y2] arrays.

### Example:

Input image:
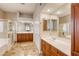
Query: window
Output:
[[24, 23, 31, 31]]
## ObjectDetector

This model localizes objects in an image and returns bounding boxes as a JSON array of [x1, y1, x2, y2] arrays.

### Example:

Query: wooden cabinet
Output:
[[45, 42, 51, 56], [17, 34, 21, 42], [41, 40, 67, 56], [17, 33, 33, 42], [41, 40, 51, 56], [57, 50, 67, 56], [71, 4, 79, 56], [73, 51, 79, 56], [41, 40, 47, 55], [29, 33, 33, 41], [50, 45, 58, 56]]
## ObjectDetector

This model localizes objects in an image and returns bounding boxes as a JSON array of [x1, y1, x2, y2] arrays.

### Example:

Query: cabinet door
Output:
[[72, 4, 79, 55], [17, 34, 21, 42], [41, 40, 47, 56], [50, 45, 58, 56], [24, 33, 28, 41], [45, 42, 51, 56], [23, 34, 25, 41], [21, 34, 24, 41], [25, 33, 28, 41], [74, 4, 79, 52], [29, 33, 33, 41], [57, 50, 67, 56]]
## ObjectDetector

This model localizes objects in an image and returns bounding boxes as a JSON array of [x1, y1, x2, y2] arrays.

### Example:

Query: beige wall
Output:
[[59, 15, 71, 24], [4, 12, 17, 19], [0, 10, 7, 38], [4, 12, 33, 19], [59, 15, 71, 37], [0, 10, 16, 20], [0, 9, 5, 19]]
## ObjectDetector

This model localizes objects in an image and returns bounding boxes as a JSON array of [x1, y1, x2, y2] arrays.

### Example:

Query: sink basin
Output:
[[49, 37, 57, 41], [52, 37, 57, 40]]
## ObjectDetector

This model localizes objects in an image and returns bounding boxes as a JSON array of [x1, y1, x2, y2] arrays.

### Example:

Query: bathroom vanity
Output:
[[41, 39, 67, 56], [16, 19, 33, 42], [41, 13, 71, 56], [41, 33, 71, 56], [17, 33, 33, 42]]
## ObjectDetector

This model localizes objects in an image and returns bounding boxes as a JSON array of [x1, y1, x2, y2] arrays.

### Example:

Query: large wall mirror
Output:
[[43, 19, 58, 31], [59, 15, 71, 39], [43, 18, 59, 36], [50, 19, 57, 31], [42, 15, 71, 38]]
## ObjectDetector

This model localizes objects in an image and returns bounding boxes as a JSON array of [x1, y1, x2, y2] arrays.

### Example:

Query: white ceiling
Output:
[[42, 3, 71, 17], [0, 3, 37, 14]]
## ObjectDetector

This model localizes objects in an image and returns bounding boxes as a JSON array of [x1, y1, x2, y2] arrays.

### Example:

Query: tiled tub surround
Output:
[[41, 33, 71, 56], [0, 38, 12, 55], [3, 42, 39, 56]]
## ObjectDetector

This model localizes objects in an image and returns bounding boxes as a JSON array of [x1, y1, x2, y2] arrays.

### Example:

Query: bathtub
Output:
[[0, 38, 12, 55]]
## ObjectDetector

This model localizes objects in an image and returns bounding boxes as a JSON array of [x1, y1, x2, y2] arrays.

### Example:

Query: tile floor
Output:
[[3, 42, 40, 56]]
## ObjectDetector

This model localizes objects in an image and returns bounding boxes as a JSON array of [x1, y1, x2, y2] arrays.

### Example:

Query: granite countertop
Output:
[[17, 31, 33, 33], [41, 33, 71, 56]]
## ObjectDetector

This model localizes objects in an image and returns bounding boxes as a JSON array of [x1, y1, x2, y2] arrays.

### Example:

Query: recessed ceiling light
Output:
[[47, 9, 50, 12]]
